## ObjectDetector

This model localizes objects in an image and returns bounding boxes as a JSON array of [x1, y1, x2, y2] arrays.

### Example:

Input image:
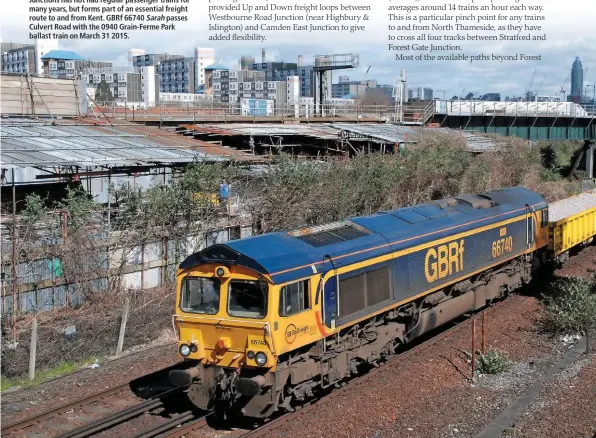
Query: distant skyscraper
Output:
[[570, 56, 583, 102]]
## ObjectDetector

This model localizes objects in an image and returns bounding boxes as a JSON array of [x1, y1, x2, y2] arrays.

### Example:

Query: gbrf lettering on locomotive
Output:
[[424, 239, 464, 283]]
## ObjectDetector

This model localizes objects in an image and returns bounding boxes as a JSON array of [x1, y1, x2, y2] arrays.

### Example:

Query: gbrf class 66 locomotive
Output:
[[168, 186, 595, 418]]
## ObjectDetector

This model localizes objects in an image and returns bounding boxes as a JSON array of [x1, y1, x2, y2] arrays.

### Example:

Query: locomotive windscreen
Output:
[[180, 277, 220, 315], [228, 280, 268, 319]]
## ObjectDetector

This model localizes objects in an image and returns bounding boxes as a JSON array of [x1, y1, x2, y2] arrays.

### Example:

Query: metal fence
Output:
[[1, 215, 254, 316], [89, 101, 435, 124]]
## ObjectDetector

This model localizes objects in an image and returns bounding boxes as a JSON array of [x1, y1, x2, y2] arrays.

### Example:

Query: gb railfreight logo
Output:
[[425, 239, 465, 283], [285, 324, 308, 344]]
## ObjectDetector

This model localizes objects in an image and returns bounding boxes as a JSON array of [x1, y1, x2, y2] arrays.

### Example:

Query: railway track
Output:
[[240, 302, 503, 438], [1, 363, 188, 438], [54, 387, 184, 438], [134, 412, 213, 438], [1, 383, 133, 437], [0, 293, 547, 438], [2, 384, 211, 438]]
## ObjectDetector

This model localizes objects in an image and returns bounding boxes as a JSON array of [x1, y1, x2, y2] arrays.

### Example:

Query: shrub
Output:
[[545, 277, 596, 353], [476, 349, 508, 375], [538, 140, 584, 175]]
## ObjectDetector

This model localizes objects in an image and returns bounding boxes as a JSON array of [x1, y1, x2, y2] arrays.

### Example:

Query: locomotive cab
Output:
[[170, 244, 322, 418], [174, 267, 273, 368]]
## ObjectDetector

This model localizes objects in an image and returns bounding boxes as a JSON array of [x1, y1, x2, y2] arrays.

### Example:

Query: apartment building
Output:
[[247, 59, 331, 100], [1, 45, 36, 73], [42, 50, 111, 79], [195, 48, 215, 90], [132, 53, 185, 69], [82, 65, 158, 105], [332, 76, 378, 99], [408, 87, 434, 101], [160, 92, 213, 104], [157, 57, 196, 93]]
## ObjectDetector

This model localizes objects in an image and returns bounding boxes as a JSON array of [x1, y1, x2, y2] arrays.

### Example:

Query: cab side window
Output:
[[279, 280, 310, 316], [541, 209, 549, 227]]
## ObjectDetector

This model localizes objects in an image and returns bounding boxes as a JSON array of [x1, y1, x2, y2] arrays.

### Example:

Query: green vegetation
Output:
[[476, 349, 509, 375], [545, 277, 596, 354], [19, 134, 583, 241], [1, 359, 99, 392], [538, 140, 584, 176]]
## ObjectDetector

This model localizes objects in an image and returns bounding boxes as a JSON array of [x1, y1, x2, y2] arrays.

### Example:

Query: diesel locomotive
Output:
[[168, 186, 591, 418]]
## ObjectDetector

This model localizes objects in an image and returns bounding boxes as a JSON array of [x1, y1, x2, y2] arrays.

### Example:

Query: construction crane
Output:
[[559, 74, 570, 102], [363, 65, 372, 87], [526, 69, 537, 101], [535, 74, 547, 97]]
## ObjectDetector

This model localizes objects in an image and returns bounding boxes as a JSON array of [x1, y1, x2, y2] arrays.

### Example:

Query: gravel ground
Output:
[[554, 246, 596, 278], [253, 295, 561, 438], [496, 243, 596, 438], [548, 190, 596, 222], [1, 342, 179, 425], [501, 348, 596, 438]]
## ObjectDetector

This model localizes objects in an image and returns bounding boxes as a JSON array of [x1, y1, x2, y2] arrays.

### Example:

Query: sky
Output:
[[2, 0, 595, 99]]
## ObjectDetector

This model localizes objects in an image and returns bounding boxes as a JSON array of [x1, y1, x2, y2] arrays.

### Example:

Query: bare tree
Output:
[[360, 88, 391, 106]]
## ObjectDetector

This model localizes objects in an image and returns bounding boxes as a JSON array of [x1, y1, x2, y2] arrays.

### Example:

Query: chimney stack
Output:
[[297, 55, 304, 66]]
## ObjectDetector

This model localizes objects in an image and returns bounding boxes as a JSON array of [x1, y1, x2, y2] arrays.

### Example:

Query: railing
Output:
[[435, 100, 593, 118], [92, 102, 401, 121], [401, 101, 436, 125], [91, 102, 438, 123]]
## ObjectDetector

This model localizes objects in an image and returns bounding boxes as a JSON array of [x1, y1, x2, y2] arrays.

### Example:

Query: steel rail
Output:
[[2, 361, 184, 437], [1, 383, 132, 436], [55, 388, 183, 438], [132, 411, 213, 438]]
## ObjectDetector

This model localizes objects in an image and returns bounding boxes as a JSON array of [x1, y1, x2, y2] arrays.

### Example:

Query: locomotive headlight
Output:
[[255, 352, 267, 366], [216, 267, 225, 277], [190, 343, 198, 353], [179, 344, 191, 357], [247, 351, 255, 359]]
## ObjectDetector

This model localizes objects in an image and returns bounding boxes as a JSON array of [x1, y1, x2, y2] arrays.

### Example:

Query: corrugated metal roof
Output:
[[331, 123, 420, 143], [187, 123, 442, 145], [185, 123, 502, 151], [184, 123, 341, 139], [0, 119, 262, 168], [431, 128, 498, 152]]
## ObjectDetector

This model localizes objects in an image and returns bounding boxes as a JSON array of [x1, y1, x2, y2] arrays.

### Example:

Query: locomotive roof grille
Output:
[[289, 221, 371, 247], [455, 194, 497, 209]]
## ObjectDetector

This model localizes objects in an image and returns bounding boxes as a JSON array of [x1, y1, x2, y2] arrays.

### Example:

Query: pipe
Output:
[[11, 169, 17, 339]]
